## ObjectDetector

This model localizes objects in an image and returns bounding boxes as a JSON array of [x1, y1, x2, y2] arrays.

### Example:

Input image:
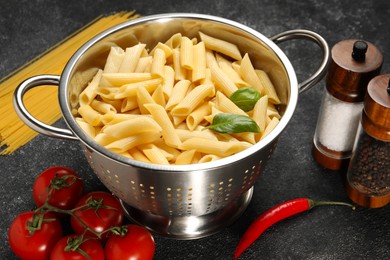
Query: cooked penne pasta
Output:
[[102, 117, 162, 139], [180, 36, 194, 70], [74, 31, 282, 165], [192, 42, 206, 82], [165, 80, 191, 111], [239, 54, 264, 95], [170, 84, 215, 116], [255, 70, 281, 104], [186, 102, 211, 130], [199, 32, 242, 61], [210, 64, 238, 97], [102, 72, 152, 87], [136, 86, 156, 114], [175, 149, 197, 165], [78, 105, 103, 126], [79, 69, 103, 106], [119, 43, 146, 73], [103, 46, 125, 73], [105, 131, 161, 153], [179, 138, 252, 157], [144, 104, 182, 148], [252, 95, 268, 132], [151, 48, 166, 77]]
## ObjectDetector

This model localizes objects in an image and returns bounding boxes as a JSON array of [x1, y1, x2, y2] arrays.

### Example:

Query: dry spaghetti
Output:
[[0, 11, 140, 155]]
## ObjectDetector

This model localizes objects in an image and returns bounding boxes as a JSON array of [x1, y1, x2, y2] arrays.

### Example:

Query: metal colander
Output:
[[14, 13, 329, 239]]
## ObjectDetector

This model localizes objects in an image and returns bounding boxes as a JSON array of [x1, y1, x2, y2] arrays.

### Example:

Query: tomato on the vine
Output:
[[8, 211, 63, 260], [105, 224, 155, 260], [70, 191, 124, 239], [33, 166, 84, 210], [50, 235, 104, 260]]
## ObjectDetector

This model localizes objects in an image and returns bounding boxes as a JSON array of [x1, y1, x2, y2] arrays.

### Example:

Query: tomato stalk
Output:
[[233, 198, 355, 259]]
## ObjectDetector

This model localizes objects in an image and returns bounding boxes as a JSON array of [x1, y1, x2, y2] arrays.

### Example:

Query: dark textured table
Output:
[[1, 0, 389, 259]]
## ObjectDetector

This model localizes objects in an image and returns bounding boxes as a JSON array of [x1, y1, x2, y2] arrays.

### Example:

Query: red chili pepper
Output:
[[233, 198, 355, 259]]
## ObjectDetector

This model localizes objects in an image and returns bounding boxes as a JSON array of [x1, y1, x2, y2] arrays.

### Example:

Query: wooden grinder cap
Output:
[[362, 74, 390, 141], [326, 39, 383, 102]]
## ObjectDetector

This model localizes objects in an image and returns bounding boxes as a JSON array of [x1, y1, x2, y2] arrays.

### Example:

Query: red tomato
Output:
[[105, 224, 155, 260], [70, 191, 124, 239], [33, 166, 84, 210], [8, 211, 63, 260], [50, 235, 104, 260]]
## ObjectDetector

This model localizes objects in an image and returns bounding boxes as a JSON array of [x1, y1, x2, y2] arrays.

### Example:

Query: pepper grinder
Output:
[[346, 74, 390, 208], [312, 39, 383, 170]]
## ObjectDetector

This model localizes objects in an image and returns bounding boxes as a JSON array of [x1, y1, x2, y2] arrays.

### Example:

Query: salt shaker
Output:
[[346, 74, 390, 208], [312, 39, 383, 170]]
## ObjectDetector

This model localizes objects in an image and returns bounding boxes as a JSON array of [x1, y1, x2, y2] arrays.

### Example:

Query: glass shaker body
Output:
[[312, 39, 383, 170], [313, 90, 363, 161], [346, 74, 390, 208]]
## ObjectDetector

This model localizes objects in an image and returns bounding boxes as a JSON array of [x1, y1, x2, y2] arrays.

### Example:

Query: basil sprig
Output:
[[230, 87, 261, 112], [206, 113, 260, 133]]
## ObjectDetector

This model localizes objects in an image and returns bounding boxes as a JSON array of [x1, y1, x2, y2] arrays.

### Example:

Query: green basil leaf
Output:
[[230, 87, 261, 112], [206, 113, 260, 133]]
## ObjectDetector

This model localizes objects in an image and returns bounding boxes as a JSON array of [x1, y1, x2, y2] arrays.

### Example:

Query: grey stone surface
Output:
[[1, 0, 389, 259]]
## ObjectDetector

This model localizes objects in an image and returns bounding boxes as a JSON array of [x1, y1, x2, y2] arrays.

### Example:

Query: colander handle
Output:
[[270, 29, 330, 93], [13, 74, 78, 140]]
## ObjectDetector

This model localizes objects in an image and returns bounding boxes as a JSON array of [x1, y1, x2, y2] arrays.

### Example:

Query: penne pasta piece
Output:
[[103, 46, 125, 73], [118, 43, 146, 73], [102, 72, 152, 86], [192, 42, 206, 82], [94, 132, 117, 146], [161, 65, 175, 99], [91, 99, 117, 114], [95, 85, 119, 100], [267, 104, 282, 119], [151, 48, 166, 78], [232, 132, 256, 144], [175, 128, 218, 142], [79, 69, 103, 106], [136, 86, 156, 114], [153, 139, 182, 160], [78, 105, 103, 126], [105, 131, 161, 154], [76, 117, 96, 138], [199, 32, 242, 61], [205, 49, 218, 68], [170, 84, 215, 117], [179, 137, 252, 157], [129, 147, 151, 163], [252, 95, 268, 132], [210, 63, 238, 97], [115, 78, 162, 99], [239, 54, 264, 95], [261, 117, 279, 140], [101, 112, 148, 125], [165, 80, 191, 111], [255, 70, 281, 104], [180, 36, 194, 70], [214, 91, 247, 116], [198, 154, 222, 163], [121, 96, 139, 112], [186, 102, 211, 130], [175, 149, 197, 165], [164, 33, 182, 49], [139, 144, 170, 165], [134, 56, 153, 73], [172, 48, 187, 80], [102, 117, 162, 139], [152, 85, 166, 107], [218, 61, 248, 88], [144, 104, 182, 148], [150, 42, 173, 58]]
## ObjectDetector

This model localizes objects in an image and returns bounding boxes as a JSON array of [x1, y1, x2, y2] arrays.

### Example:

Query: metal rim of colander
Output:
[[59, 13, 298, 172]]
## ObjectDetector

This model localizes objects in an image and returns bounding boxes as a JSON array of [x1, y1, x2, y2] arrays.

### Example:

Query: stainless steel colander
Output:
[[14, 13, 329, 239]]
